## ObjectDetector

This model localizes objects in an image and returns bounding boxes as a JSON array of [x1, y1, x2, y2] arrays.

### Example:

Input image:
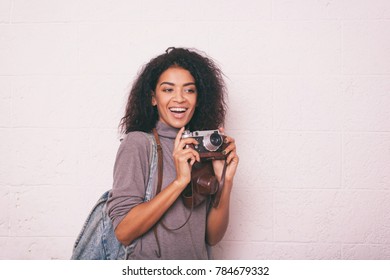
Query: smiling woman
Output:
[[152, 67, 198, 128], [103, 47, 239, 260], [120, 47, 227, 133]]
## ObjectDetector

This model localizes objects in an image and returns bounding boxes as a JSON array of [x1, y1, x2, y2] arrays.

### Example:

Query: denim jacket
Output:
[[71, 133, 158, 260]]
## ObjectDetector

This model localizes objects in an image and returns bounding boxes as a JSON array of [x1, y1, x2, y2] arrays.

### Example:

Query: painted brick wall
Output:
[[1, 0, 390, 259]]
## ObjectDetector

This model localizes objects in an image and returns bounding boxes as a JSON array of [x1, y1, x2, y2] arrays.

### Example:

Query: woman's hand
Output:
[[212, 128, 239, 183], [173, 127, 200, 188], [207, 128, 238, 245]]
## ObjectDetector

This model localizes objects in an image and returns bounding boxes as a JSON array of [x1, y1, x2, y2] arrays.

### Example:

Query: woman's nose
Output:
[[173, 89, 185, 102]]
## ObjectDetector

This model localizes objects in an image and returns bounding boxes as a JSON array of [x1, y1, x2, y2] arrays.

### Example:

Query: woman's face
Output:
[[152, 66, 197, 129]]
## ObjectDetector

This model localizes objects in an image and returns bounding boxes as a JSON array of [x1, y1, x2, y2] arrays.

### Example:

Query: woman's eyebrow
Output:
[[159, 82, 174, 86], [159, 82, 196, 87]]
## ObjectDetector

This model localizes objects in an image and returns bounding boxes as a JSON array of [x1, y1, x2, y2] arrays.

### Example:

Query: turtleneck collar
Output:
[[155, 121, 180, 139]]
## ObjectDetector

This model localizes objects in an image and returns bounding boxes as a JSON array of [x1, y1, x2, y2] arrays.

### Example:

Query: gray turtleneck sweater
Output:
[[106, 121, 209, 260]]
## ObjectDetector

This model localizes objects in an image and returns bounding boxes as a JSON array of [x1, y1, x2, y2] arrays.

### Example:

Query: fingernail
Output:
[[222, 150, 227, 155]]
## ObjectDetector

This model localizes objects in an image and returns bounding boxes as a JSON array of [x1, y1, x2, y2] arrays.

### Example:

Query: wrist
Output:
[[173, 178, 188, 190], [223, 178, 234, 189]]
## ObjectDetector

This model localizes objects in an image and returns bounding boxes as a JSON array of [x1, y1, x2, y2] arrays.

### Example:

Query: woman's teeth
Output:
[[169, 108, 187, 113]]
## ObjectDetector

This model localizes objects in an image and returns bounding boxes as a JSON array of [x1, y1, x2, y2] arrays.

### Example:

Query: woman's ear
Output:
[[151, 91, 157, 106]]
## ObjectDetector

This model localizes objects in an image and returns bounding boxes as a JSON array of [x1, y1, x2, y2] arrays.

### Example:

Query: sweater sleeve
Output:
[[106, 132, 151, 230]]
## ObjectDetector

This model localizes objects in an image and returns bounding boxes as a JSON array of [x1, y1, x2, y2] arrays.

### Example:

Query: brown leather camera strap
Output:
[[152, 128, 193, 228], [153, 128, 163, 196], [152, 128, 163, 258], [151, 128, 194, 258]]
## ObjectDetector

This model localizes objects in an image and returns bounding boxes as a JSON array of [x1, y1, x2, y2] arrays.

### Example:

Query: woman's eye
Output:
[[185, 88, 197, 93], [163, 88, 173, 93]]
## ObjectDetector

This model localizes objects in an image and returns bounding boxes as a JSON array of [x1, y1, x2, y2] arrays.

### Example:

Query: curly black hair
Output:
[[120, 47, 227, 133]]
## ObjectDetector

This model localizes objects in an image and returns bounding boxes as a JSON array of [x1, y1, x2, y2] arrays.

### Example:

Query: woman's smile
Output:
[[152, 66, 197, 128]]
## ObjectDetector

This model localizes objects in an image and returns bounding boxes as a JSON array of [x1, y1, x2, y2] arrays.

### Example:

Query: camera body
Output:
[[182, 129, 227, 160], [181, 129, 228, 208]]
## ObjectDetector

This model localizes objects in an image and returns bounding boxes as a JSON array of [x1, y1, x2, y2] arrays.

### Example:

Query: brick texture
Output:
[[1, 0, 390, 259]]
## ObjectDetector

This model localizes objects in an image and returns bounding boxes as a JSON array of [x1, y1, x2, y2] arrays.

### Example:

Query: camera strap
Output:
[[151, 128, 228, 257], [151, 128, 193, 258], [151, 128, 163, 258]]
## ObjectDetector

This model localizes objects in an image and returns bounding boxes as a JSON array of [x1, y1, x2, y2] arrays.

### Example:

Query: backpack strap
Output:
[[124, 132, 158, 258], [144, 132, 158, 202], [152, 128, 164, 258]]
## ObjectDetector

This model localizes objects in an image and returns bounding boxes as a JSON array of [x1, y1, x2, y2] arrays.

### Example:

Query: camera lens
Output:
[[203, 132, 223, 151], [210, 133, 222, 146]]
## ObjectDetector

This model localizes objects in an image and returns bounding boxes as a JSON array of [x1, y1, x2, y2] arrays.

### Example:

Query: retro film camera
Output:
[[181, 130, 228, 208], [181, 129, 227, 160]]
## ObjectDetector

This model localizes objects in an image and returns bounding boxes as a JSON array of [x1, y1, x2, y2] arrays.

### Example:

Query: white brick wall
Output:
[[1, 0, 390, 259]]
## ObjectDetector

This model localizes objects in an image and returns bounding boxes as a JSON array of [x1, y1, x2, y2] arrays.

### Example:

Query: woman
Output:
[[107, 47, 239, 259]]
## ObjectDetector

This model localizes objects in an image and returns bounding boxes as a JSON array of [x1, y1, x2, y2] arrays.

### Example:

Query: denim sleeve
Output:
[[106, 132, 151, 229]]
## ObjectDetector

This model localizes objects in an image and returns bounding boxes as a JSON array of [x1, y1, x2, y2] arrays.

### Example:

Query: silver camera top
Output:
[[182, 129, 222, 138], [182, 129, 224, 152], [181, 130, 193, 138]]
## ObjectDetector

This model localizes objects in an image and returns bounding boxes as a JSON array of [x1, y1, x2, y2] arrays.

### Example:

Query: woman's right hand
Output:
[[173, 127, 200, 188]]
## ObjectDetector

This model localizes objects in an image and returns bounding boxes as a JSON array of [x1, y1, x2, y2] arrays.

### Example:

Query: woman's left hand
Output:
[[212, 128, 239, 183]]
